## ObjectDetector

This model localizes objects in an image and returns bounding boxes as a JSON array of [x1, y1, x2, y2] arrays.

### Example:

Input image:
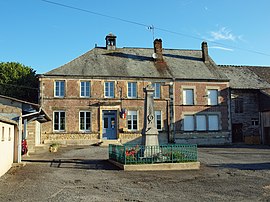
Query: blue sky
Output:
[[1, 0, 270, 74]]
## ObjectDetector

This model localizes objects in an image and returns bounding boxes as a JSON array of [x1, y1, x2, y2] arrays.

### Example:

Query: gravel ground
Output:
[[0, 145, 270, 202]]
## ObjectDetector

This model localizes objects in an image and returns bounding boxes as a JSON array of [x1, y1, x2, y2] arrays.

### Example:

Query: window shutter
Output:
[[184, 115, 194, 131], [208, 115, 219, 131], [196, 115, 206, 131]]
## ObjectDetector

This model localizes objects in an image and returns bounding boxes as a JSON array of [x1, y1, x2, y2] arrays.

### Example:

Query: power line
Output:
[[41, 0, 148, 27], [41, 0, 270, 57]]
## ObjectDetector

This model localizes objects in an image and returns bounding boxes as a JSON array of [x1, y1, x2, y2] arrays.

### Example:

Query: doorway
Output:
[[232, 123, 243, 143], [264, 127, 270, 145], [102, 110, 117, 140]]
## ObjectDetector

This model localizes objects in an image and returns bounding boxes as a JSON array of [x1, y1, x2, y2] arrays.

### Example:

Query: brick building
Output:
[[39, 34, 231, 146], [219, 65, 270, 144]]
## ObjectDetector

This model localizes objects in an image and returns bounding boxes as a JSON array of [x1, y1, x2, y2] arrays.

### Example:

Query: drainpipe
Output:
[[228, 88, 232, 143], [22, 108, 42, 139], [17, 116, 22, 163], [162, 81, 175, 144], [169, 80, 175, 143], [259, 112, 263, 144], [165, 98, 170, 142]]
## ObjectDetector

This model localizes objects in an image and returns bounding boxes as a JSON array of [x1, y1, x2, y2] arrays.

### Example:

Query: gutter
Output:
[[21, 107, 41, 118]]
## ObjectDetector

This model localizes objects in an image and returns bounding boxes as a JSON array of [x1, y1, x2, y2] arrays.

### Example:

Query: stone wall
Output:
[[175, 131, 231, 145], [231, 89, 260, 142]]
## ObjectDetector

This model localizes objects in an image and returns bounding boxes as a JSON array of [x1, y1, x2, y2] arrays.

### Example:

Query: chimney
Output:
[[153, 39, 163, 62], [105, 33, 116, 50], [201, 41, 209, 63]]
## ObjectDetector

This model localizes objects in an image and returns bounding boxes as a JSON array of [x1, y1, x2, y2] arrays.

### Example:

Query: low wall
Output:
[[43, 133, 99, 145], [109, 159, 200, 171], [42, 132, 169, 145], [42, 131, 231, 146], [175, 132, 231, 145]]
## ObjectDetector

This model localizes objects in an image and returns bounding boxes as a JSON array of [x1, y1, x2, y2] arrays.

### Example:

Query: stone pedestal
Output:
[[142, 84, 159, 149]]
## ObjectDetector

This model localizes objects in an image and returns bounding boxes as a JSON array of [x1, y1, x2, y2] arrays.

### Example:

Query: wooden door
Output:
[[232, 123, 243, 143], [264, 127, 270, 145]]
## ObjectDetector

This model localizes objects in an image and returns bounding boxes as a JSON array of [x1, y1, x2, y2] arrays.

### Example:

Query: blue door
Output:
[[102, 110, 117, 140]]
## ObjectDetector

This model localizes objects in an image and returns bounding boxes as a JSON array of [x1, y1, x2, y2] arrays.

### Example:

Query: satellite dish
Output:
[[152, 53, 157, 59]]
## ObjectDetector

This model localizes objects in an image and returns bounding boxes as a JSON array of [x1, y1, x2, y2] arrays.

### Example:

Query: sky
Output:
[[1, 0, 270, 74]]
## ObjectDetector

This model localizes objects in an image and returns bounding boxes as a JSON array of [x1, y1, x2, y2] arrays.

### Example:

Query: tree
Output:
[[0, 62, 38, 103]]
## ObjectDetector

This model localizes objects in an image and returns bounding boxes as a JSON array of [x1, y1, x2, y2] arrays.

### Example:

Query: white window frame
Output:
[[127, 110, 138, 131], [54, 80, 65, 97], [104, 81, 115, 98], [80, 81, 91, 97], [183, 89, 194, 105], [251, 118, 259, 126], [53, 111, 66, 131], [207, 89, 218, 105], [153, 83, 161, 99], [183, 114, 220, 132], [155, 110, 162, 131], [79, 111, 91, 132], [127, 82, 137, 98]]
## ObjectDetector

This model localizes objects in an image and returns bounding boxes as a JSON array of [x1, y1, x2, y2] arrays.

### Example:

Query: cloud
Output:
[[209, 46, 234, 52], [209, 27, 241, 42]]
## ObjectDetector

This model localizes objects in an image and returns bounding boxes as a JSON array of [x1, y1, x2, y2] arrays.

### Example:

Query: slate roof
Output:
[[218, 65, 270, 89], [0, 94, 52, 122], [246, 66, 270, 83], [0, 115, 18, 125], [44, 47, 228, 81]]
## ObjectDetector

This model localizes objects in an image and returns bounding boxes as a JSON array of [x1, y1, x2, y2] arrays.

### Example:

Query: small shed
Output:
[[0, 116, 18, 177]]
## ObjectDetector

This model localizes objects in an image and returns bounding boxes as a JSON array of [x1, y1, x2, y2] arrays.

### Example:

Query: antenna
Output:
[[147, 25, 155, 41]]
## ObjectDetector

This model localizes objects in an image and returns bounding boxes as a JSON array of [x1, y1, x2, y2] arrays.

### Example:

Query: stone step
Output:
[[99, 140, 122, 147], [34, 145, 50, 153]]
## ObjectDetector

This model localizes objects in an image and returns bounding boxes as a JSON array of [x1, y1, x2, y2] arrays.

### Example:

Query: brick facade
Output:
[[39, 34, 231, 146], [39, 77, 230, 145]]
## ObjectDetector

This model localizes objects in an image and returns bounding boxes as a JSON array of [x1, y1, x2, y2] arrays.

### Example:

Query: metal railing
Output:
[[109, 144, 197, 165]]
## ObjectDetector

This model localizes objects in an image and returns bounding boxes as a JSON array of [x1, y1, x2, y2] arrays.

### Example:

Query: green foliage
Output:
[[0, 62, 38, 103]]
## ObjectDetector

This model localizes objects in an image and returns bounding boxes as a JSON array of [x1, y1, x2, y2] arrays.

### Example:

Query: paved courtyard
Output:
[[0, 145, 270, 201]]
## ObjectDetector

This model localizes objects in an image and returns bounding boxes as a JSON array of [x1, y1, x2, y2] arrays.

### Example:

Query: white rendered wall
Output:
[[0, 122, 14, 177]]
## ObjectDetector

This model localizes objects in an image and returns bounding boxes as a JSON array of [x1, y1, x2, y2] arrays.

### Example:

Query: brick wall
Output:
[[39, 77, 230, 145]]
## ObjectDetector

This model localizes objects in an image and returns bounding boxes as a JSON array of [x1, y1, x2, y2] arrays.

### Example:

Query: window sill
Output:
[[126, 130, 139, 133], [183, 130, 220, 132], [54, 96, 65, 98]]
